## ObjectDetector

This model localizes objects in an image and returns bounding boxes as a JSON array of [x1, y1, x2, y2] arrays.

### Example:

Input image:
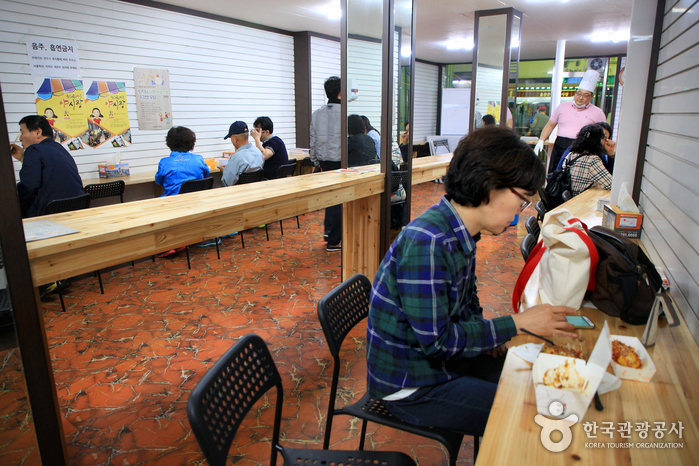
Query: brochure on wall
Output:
[[84, 80, 132, 148], [133, 68, 172, 131], [34, 78, 89, 150], [26, 37, 81, 78], [24, 220, 80, 243]]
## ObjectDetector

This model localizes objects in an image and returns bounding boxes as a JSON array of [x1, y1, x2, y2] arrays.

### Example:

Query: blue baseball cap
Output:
[[223, 121, 248, 140]]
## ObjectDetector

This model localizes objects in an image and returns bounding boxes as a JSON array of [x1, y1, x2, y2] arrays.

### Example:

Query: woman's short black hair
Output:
[[361, 115, 378, 134], [348, 114, 366, 136], [444, 126, 545, 207], [166, 126, 196, 152], [597, 121, 612, 137], [569, 124, 605, 156]]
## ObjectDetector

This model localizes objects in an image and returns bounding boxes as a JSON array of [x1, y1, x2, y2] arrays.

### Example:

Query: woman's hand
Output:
[[511, 304, 578, 338]]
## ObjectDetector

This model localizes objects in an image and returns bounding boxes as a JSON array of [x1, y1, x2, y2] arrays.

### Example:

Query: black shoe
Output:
[[326, 242, 341, 252]]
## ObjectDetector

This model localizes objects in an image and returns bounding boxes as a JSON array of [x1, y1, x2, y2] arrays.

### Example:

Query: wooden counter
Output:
[[477, 187, 699, 465], [25, 155, 452, 287]]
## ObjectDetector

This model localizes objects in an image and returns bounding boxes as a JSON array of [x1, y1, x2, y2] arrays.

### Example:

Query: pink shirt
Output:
[[550, 102, 606, 138]]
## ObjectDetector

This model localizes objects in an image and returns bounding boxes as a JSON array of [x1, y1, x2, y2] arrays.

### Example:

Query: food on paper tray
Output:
[[612, 339, 642, 369], [542, 342, 584, 360], [542, 359, 586, 390]]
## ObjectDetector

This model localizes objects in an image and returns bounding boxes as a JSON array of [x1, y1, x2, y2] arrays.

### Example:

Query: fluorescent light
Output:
[[401, 45, 412, 57], [591, 30, 630, 43], [322, 4, 342, 20], [511, 38, 520, 48], [446, 38, 474, 50]]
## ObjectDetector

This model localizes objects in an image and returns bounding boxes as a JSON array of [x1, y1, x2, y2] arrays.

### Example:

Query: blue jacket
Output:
[[155, 151, 210, 196]]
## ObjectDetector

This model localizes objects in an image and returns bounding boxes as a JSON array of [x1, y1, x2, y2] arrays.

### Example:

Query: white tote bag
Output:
[[513, 209, 598, 312]]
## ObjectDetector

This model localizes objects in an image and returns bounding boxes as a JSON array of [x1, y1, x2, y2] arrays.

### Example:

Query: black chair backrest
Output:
[[179, 176, 214, 194], [317, 274, 373, 359], [44, 193, 91, 215], [525, 215, 540, 238], [187, 334, 284, 466], [300, 157, 314, 167], [562, 190, 572, 202], [275, 163, 297, 179], [236, 169, 264, 185], [287, 158, 297, 165], [535, 200, 547, 222], [84, 180, 125, 203], [521, 234, 537, 261]]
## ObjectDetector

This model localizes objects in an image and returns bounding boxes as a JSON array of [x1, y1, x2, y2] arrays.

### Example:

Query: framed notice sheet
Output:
[[133, 68, 172, 131]]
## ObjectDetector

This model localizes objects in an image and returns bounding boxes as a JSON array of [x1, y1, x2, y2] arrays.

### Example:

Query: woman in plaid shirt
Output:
[[563, 123, 613, 196], [366, 127, 578, 438]]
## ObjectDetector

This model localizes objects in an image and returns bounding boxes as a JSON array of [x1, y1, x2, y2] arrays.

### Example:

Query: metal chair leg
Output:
[[95, 270, 104, 294], [240, 232, 245, 249], [296, 215, 300, 229], [264, 225, 269, 241], [57, 287, 66, 312], [279, 220, 284, 236], [186, 246, 191, 269], [215, 238, 220, 260]]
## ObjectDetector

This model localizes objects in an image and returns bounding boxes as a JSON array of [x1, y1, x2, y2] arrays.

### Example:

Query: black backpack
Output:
[[585, 226, 663, 325], [542, 155, 582, 210]]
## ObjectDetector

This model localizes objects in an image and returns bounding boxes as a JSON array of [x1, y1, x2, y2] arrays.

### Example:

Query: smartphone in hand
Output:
[[566, 315, 595, 329]]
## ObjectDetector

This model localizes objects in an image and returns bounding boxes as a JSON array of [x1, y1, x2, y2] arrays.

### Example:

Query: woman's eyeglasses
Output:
[[509, 187, 532, 212]]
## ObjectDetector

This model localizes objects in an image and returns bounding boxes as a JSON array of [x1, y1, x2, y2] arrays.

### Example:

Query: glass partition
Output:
[[471, 8, 523, 131]]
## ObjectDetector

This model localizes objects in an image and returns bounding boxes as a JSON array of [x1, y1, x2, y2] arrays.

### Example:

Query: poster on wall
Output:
[[83, 80, 132, 148], [133, 68, 172, 131], [26, 37, 81, 78], [34, 78, 89, 150]]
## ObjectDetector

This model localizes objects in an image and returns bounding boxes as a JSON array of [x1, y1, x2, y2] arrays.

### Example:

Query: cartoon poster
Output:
[[34, 78, 89, 150], [487, 100, 502, 122], [133, 68, 172, 131], [83, 80, 132, 148]]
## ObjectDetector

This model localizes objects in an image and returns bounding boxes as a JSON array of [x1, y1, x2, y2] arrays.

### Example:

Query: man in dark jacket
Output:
[[11, 115, 84, 217]]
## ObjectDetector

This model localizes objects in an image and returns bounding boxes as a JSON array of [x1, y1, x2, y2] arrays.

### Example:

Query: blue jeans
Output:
[[382, 353, 505, 437]]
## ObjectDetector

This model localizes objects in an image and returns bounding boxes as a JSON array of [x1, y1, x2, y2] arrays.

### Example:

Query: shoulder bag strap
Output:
[[512, 240, 546, 313]]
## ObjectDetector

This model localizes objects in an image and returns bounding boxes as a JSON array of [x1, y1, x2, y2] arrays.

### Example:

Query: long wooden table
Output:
[[25, 155, 452, 287], [476, 188, 699, 465]]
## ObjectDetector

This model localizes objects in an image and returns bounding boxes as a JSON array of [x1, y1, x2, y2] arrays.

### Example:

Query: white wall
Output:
[[412, 61, 439, 141], [635, 0, 699, 341], [310, 36, 340, 112], [1, 0, 296, 180]]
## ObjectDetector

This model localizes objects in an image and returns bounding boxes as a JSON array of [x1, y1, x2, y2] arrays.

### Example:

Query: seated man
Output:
[[221, 121, 264, 186], [10, 115, 84, 217], [251, 116, 289, 180], [367, 126, 577, 438], [155, 126, 209, 196]]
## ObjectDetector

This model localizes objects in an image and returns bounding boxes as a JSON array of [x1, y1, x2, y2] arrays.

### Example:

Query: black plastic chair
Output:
[[535, 200, 547, 223], [43, 193, 91, 311], [84, 180, 130, 292], [187, 333, 416, 466], [274, 163, 300, 235], [84, 180, 125, 204], [177, 177, 219, 268], [525, 215, 540, 238], [300, 156, 315, 174], [562, 189, 572, 202], [44, 193, 91, 215], [521, 233, 538, 261], [235, 170, 268, 246], [317, 274, 469, 466]]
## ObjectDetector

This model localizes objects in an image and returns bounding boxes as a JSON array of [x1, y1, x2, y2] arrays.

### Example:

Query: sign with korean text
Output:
[[26, 37, 80, 78], [84, 80, 132, 148], [133, 68, 172, 131]]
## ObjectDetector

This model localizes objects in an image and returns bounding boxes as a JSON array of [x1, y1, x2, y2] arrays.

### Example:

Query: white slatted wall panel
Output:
[[1, 0, 295, 179], [640, 0, 699, 340], [612, 56, 626, 139], [347, 39, 382, 128], [310, 36, 340, 111], [413, 61, 439, 141]]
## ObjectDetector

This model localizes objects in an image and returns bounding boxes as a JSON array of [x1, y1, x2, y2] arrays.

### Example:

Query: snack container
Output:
[[531, 321, 611, 420], [610, 335, 656, 382]]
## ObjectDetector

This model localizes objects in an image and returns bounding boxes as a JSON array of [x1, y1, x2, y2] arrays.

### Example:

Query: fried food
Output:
[[541, 343, 584, 360], [542, 359, 586, 390], [612, 340, 642, 369]]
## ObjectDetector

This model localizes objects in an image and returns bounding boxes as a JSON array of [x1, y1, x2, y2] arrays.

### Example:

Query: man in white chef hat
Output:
[[534, 69, 607, 174]]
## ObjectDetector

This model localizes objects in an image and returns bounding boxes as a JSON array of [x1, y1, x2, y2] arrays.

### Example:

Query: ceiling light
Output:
[[401, 46, 412, 57], [446, 38, 474, 50], [511, 38, 520, 48], [591, 30, 630, 43], [322, 5, 342, 20]]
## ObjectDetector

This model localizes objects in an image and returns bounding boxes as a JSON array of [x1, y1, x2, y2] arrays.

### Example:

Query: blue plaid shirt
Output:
[[367, 196, 517, 399]]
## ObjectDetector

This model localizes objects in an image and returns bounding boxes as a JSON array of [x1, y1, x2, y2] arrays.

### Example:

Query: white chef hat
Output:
[[579, 69, 600, 93]]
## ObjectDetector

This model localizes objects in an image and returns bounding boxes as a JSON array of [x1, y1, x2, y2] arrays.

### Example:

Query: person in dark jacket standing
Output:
[[10, 115, 84, 218]]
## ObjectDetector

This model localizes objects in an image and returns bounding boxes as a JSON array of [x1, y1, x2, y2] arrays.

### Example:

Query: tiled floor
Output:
[[0, 181, 533, 465]]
